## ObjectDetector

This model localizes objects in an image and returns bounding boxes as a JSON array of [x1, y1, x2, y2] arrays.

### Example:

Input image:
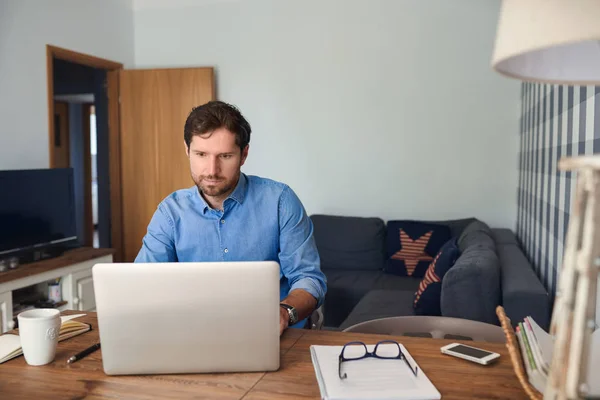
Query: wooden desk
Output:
[[0, 312, 528, 399]]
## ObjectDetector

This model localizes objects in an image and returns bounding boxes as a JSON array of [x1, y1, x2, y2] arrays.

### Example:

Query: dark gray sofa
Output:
[[310, 215, 550, 331]]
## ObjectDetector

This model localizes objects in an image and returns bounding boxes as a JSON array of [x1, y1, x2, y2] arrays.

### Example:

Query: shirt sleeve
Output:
[[134, 204, 177, 262], [278, 186, 327, 308]]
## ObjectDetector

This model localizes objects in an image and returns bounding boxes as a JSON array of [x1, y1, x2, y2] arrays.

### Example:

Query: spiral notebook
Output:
[[0, 313, 90, 364], [310, 343, 441, 400]]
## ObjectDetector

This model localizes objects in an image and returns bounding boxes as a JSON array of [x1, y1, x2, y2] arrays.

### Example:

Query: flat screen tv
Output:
[[0, 168, 79, 263]]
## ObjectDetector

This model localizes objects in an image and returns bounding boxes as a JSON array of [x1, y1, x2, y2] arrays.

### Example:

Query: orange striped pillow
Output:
[[413, 238, 460, 315]]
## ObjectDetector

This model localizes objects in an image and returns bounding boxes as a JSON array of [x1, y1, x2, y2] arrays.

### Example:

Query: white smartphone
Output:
[[440, 343, 500, 365]]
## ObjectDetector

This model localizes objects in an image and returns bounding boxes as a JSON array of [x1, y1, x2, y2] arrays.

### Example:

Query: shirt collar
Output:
[[228, 173, 247, 205], [196, 173, 247, 214]]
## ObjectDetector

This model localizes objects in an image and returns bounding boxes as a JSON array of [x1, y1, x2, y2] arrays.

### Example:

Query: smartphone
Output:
[[440, 343, 500, 365]]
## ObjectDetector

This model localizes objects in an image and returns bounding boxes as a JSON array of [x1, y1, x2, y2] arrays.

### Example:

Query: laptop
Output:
[[92, 261, 281, 375]]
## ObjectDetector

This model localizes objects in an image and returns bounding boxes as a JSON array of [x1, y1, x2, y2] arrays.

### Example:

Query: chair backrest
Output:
[[342, 316, 506, 343], [307, 306, 324, 330]]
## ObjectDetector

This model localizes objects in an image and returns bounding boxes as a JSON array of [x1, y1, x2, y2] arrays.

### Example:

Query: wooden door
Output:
[[119, 68, 215, 261], [52, 101, 70, 168]]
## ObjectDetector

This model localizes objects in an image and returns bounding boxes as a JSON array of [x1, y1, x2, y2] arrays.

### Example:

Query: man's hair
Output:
[[184, 101, 251, 150]]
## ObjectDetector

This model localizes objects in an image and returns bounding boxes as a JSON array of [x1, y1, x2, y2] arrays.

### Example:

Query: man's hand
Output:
[[279, 289, 317, 335], [279, 306, 290, 336]]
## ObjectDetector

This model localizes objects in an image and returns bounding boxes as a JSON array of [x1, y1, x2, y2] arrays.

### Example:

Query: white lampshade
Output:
[[491, 0, 600, 85]]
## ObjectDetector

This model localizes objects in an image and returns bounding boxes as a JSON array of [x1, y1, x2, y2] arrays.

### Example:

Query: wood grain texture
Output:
[[246, 330, 530, 400], [0, 248, 115, 285], [47, 45, 123, 70], [1, 312, 296, 400], [119, 67, 214, 261], [0, 312, 528, 400], [107, 70, 123, 262]]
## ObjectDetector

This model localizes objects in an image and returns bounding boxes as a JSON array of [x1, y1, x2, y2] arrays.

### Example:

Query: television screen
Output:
[[0, 168, 78, 257]]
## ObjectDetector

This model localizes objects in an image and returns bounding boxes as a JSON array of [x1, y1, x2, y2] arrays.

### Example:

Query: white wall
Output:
[[135, 0, 520, 228], [0, 0, 135, 170]]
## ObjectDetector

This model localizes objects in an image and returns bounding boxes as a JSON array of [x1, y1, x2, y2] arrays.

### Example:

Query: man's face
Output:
[[186, 128, 249, 201]]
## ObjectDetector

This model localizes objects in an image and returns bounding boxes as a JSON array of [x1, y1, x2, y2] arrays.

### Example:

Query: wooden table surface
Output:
[[0, 312, 528, 399]]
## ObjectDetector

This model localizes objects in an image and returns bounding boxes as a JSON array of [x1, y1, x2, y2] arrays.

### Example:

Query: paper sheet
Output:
[[527, 318, 599, 397], [310, 344, 440, 400], [0, 334, 21, 363], [61, 313, 86, 324]]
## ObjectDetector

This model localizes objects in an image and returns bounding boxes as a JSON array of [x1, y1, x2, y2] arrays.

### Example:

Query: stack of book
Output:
[[515, 316, 599, 396], [514, 317, 553, 394]]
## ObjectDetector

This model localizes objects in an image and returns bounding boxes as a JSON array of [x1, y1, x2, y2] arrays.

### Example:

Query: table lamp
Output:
[[491, 1, 600, 399]]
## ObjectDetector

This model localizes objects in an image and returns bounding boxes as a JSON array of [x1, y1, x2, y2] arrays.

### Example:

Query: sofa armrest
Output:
[[441, 246, 501, 325], [497, 243, 551, 330]]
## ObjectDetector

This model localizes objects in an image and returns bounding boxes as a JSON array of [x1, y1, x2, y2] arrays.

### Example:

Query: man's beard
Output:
[[192, 171, 239, 198]]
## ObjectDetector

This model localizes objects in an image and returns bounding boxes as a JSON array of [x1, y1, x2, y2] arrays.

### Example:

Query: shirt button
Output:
[[224, 248, 229, 253], [221, 219, 225, 224]]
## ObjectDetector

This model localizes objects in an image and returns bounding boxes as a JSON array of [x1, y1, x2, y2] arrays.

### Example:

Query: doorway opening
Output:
[[47, 45, 123, 260], [89, 106, 99, 247]]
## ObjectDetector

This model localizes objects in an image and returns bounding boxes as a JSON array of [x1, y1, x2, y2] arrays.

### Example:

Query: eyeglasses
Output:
[[338, 340, 419, 380]]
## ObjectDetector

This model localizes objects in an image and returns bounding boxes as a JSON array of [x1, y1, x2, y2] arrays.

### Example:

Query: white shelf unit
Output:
[[0, 253, 113, 333]]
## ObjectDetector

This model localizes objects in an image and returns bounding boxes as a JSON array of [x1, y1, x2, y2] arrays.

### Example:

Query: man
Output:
[[135, 101, 327, 335]]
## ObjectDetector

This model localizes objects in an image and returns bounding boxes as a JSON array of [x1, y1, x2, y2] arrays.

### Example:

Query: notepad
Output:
[[310, 343, 441, 400], [0, 313, 90, 364]]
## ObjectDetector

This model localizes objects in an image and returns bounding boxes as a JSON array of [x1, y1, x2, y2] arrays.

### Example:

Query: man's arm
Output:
[[279, 289, 317, 334], [135, 204, 177, 262], [278, 186, 327, 333]]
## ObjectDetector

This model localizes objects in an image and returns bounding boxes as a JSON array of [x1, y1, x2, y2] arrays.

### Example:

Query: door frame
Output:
[[47, 45, 124, 261], [82, 103, 94, 248]]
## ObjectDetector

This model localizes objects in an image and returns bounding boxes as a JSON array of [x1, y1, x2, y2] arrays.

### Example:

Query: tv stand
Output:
[[0, 247, 114, 333], [8, 243, 81, 267]]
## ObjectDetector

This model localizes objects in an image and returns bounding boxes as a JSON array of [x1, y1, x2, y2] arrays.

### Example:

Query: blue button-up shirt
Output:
[[135, 174, 327, 328]]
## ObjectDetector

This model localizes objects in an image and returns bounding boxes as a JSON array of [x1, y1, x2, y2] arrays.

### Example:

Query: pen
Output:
[[67, 342, 101, 364]]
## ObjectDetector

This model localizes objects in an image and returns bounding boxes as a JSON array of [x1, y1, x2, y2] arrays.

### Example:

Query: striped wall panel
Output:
[[517, 83, 600, 302]]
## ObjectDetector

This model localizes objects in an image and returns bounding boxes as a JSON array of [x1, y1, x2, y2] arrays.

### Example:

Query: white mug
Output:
[[17, 309, 61, 366]]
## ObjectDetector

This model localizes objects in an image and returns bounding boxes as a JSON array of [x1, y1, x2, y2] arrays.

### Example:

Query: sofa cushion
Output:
[[414, 238, 460, 316], [384, 220, 451, 277], [457, 220, 495, 252], [324, 269, 381, 294], [421, 218, 476, 238], [441, 245, 501, 325], [311, 214, 385, 270], [322, 269, 420, 327], [373, 274, 422, 292], [491, 228, 519, 246], [497, 243, 550, 330], [321, 269, 382, 327], [339, 290, 416, 331]]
